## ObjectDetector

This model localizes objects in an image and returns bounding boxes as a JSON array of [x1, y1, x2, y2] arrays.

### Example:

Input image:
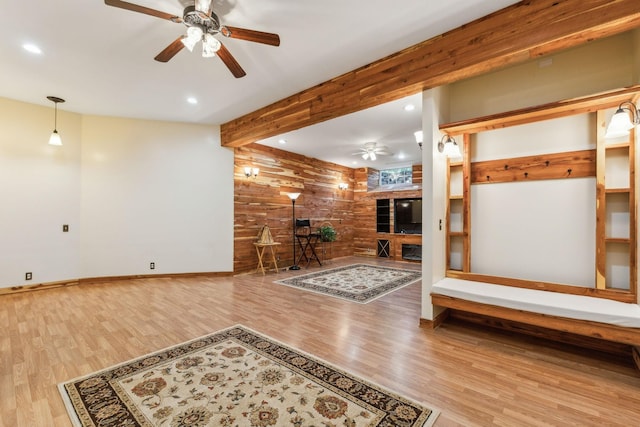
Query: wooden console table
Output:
[[254, 242, 281, 275]]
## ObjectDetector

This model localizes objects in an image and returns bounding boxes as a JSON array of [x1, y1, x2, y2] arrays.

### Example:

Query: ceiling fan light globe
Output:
[[370, 152, 377, 161], [181, 28, 202, 52], [202, 33, 221, 57], [187, 25, 203, 39]]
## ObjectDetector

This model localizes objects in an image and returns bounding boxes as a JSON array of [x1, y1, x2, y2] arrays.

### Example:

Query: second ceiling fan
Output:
[[104, 0, 281, 78]]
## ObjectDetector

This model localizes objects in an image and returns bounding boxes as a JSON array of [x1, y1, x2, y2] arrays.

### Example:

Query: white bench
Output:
[[430, 278, 640, 369]]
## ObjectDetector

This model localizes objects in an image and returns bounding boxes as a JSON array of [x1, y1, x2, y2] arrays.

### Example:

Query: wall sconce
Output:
[[244, 167, 259, 178], [606, 101, 639, 138], [437, 134, 462, 159], [338, 182, 348, 190], [47, 96, 65, 146], [414, 130, 423, 149]]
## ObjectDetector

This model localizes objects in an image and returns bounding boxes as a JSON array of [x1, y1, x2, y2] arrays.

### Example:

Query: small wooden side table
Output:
[[254, 242, 281, 275]]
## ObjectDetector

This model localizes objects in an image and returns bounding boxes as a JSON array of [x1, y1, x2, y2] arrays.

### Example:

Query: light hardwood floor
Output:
[[1, 256, 639, 426]]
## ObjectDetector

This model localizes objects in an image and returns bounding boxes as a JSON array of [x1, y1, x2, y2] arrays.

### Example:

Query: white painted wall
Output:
[[80, 116, 233, 278], [471, 179, 596, 286], [449, 32, 635, 122], [0, 98, 234, 289], [421, 87, 448, 320], [0, 97, 82, 286], [467, 115, 596, 286]]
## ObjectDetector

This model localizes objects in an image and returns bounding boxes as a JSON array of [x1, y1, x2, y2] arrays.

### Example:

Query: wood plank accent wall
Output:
[[234, 144, 355, 273], [221, 0, 640, 148], [353, 165, 422, 257]]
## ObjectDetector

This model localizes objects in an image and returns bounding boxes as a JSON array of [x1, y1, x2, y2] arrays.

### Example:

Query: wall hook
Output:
[[486, 175, 490, 181], [504, 165, 509, 170], [567, 168, 572, 176], [545, 161, 550, 167], [524, 172, 528, 178]]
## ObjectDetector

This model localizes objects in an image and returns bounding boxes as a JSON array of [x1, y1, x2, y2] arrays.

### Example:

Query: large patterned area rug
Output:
[[59, 325, 438, 426], [274, 264, 422, 303]]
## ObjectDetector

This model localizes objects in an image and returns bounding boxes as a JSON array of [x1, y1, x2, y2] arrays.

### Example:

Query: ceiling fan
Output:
[[104, 0, 280, 78], [352, 142, 393, 161]]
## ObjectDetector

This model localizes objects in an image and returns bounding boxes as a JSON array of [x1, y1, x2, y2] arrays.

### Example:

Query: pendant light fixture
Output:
[[47, 96, 65, 146]]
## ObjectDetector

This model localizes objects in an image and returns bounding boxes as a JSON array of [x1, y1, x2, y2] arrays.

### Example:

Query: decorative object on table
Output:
[[274, 263, 421, 303], [318, 223, 337, 242], [318, 221, 337, 262], [254, 225, 279, 274], [287, 192, 301, 270], [59, 325, 438, 427], [256, 224, 273, 244]]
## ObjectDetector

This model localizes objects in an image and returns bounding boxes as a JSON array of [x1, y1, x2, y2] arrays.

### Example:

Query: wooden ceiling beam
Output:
[[221, 0, 640, 148]]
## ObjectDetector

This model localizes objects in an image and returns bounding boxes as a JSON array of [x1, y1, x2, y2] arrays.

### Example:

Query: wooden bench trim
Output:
[[431, 293, 640, 347], [445, 271, 637, 303]]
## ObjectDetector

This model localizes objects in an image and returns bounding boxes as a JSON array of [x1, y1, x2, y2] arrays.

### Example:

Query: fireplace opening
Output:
[[402, 243, 422, 261]]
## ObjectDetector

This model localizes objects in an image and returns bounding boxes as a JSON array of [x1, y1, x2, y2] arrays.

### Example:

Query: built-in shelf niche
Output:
[[440, 86, 638, 302]]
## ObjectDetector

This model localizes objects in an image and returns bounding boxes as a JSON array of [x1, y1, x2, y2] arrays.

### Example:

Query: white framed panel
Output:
[[473, 114, 594, 162], [471, 178, 596, 287]]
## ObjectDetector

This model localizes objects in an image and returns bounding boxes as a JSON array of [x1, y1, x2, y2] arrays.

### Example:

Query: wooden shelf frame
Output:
[[442, 88, 638, 302], [446, 135, 471, 272]]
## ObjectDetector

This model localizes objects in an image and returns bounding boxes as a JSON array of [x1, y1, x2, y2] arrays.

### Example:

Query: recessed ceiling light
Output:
[[404, 104, 415, 112], [278, 139, 287, 144], [398, 153, 406, 160], [352, 161, 358, 165], [22, 43, 42, 54], [187, 97, 198, 104]]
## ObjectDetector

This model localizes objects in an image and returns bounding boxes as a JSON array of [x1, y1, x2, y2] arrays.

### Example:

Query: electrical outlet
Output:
[[25, 272, 32, 280], [63, 224, 69, 232], [150, 262, 155, 270]]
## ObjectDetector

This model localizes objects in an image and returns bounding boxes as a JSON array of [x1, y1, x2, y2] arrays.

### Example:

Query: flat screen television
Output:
[[394, 198, 422, 234]]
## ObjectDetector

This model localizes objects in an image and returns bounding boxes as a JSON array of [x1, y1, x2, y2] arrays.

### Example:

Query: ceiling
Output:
[[257, 92, 424, 169], [1, 0, 520, 168]]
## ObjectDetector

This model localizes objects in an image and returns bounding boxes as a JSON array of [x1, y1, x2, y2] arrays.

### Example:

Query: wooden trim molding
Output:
[[79, 272, 233, 285], [221, 1, 640, 148], [431, 293, 640, 346], [445, 271, 637, 303], [633, 346, 640, 373], [441, 85, 640, 135], [447, 309, 632, 358], [0, 272, 234, 296], [0, 280, 79, 295], [419, 308, 450, 330]]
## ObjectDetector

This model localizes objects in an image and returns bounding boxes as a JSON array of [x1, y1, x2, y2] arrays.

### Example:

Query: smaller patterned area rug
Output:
[[274, 264, 422, 303], [59, 325, 438, 426]]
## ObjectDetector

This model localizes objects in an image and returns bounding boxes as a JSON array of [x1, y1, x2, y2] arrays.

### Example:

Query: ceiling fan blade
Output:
[[216, 43, 246, 78], [104, 0, 182, 23], [154, 37, 185, 62], [224, 26, 280, 46]]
